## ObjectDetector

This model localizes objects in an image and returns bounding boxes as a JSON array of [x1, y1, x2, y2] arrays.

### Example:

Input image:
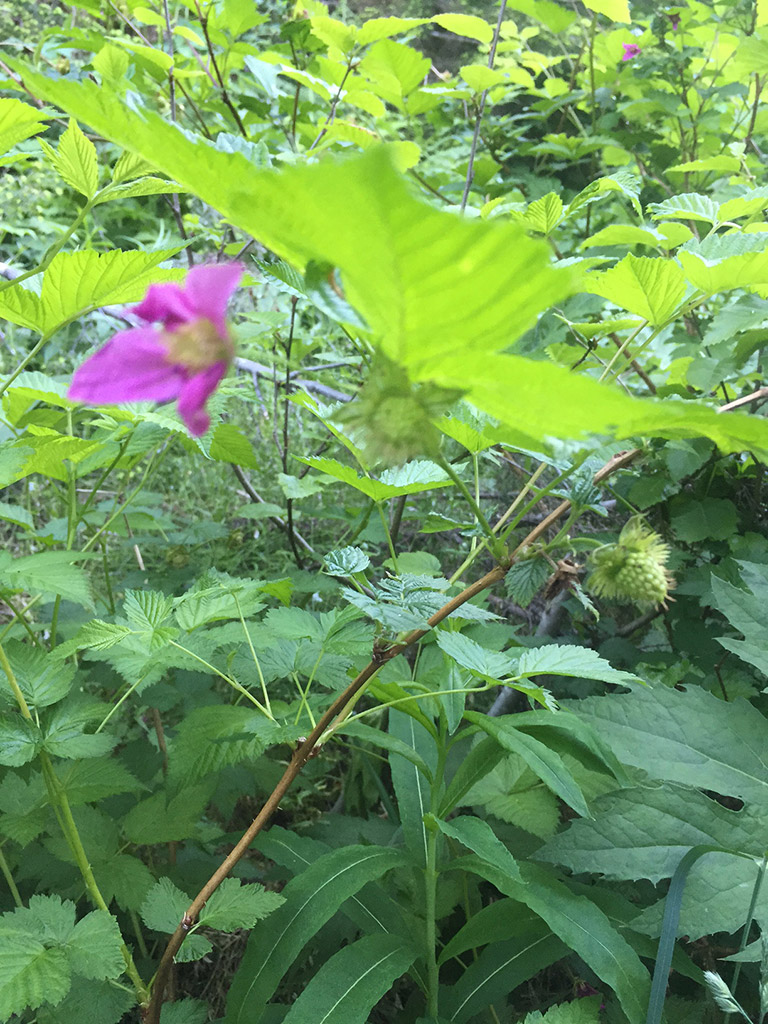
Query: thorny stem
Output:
[[144, 448, 639, 1022]]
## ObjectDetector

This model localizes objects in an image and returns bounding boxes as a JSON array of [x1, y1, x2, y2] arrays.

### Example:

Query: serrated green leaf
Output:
[[514, 645, 639, 685], [123, 781, 213, 843], [65, 911, 124, 980], [42, 699, 115, 759], [648, 193, 720, 224], [0, 501, 34, 530], [460, 752, 560, 838], [0, 249, 182, 336], [298, 456, 450, 500], [523, 192, 563, 235], [324, 546, 371, 575], [95, 175, 186, 204], [435, 631, 511, 679], [0, 98, 48, 156], [522, 997, 602, 1024], [572, 684, 768, 801], [12, 64, 768, 460], [56, 756, 144, 805], [0, 640, 75, 708], [53, 621, 133, 659], [169, 706, 283, 784], [2, 71, 567, 370], [39, 119, 98, 197], [0, 549, 94, 609], [227, 845, 406, 1023], [199, 878, 284, 931], [504, 556, 552, 608], [282, 933, 417, 1024], [540, 783, 768, 883], [141, 877, 190, 933], [585, 254, 687, 325], [0, 934, 70, 1019], [0, 715, 41, 766], [159, 999, 209, 1024], [36, 978, 133, 1024]]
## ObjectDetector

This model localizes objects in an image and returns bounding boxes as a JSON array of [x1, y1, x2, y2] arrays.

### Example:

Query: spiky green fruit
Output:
[[588, 519, 674, 608]]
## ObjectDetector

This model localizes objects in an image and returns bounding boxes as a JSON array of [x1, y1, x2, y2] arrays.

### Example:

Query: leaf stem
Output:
[[438, 456, 499, 555], [0, 845, 22, 907]]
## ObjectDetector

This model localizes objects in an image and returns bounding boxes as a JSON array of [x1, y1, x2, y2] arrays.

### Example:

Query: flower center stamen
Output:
[[163, 318, 233, 369]]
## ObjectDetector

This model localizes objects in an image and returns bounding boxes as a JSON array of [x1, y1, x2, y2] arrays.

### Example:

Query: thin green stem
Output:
[[0, 589, 43, 646], [0, 845, 22, 907], [96, 674, 151, 733], [438, 457, 499, 553], [166, 640, 274, 718], [0, 199, 93, 298], [375, 501, 399, 573], [598, 320, 650, 382], [234, 594, 272, 715], [83, 445, 172, 552], [0, 595, 42, 642], [0, 640, 33, 719], [425, 826, 440, 1017], [425, 729, 448, 1018], [40, 755, 149, 1003], [730, 852, 768, 1007]]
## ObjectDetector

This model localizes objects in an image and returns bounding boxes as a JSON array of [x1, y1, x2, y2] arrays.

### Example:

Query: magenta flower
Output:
[[69, 263, 243, 436], [622, 42, 642, 61], [670, 14, 680, 30]]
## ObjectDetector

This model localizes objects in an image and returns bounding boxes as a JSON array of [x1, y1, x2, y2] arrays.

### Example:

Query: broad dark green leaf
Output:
[[281, 933, 417, 1024], [226, 845, 406, 1024]]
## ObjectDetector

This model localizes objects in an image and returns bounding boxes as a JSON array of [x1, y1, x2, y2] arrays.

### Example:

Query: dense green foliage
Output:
[[1, 0, 768, 1022]]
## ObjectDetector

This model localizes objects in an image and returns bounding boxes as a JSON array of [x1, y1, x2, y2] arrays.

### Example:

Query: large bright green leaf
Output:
[[5, 68, 567, 365], [582, 0, 630, 20], [0, 98, 48, 156], [281, 934, 417, 1024], [11, 65, 768, 460], [226, 845, 406, 1023], [584, 254, 687, 324], [0, 249, 182, 336]]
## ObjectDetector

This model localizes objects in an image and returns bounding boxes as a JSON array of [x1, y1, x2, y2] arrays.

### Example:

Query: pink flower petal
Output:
[[176, 362, 226, 435], [185, 263, 244, 335], [68, 328, 184, 404], [133, 282, 197, 330]]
